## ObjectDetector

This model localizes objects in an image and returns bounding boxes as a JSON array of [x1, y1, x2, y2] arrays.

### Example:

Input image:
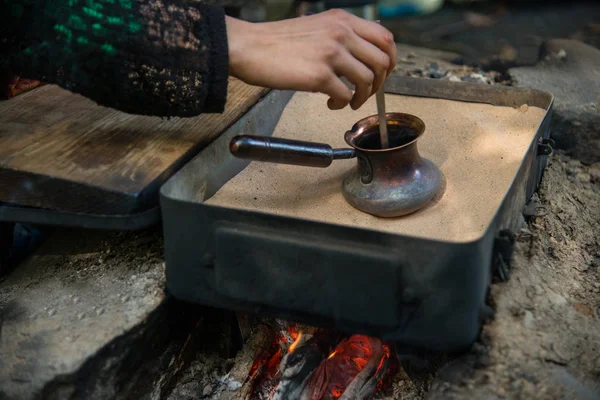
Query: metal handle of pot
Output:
[[230, 135, 356, 168]]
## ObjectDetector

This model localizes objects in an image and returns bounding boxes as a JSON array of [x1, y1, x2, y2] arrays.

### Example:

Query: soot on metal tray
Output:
[[230, 112, 441, 217]]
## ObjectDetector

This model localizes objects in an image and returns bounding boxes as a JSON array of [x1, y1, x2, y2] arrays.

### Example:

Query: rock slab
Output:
[[0, 228, 210, 400], [509, 39, 600, 164]]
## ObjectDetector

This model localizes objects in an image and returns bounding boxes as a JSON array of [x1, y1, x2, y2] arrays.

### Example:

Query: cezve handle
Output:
[[230, 135, 356, 168]]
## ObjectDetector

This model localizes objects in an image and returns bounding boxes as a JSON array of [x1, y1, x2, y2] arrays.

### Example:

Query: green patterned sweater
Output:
[[1, 0, 230, 117]]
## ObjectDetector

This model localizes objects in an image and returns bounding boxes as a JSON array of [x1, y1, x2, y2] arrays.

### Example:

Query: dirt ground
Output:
[[376, 152, 600, 400], [445, 153, 600, 399]]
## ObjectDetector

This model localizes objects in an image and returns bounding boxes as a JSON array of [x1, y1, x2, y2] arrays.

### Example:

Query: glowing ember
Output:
[[248, 325, 291, 399], [288, 325, 299, 340], [248, 343, 281, 398], [303, 335, 384, 399], [248, 323, 309, 399], [289, 331, 303, 353], [245, 323, 396, 400]]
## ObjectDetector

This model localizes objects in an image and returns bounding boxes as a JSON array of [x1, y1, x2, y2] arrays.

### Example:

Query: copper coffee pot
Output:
[[229, 113, 441, 218]]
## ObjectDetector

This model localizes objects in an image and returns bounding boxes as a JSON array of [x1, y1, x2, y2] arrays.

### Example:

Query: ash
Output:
[[404, 62, 508, 85], [427, 153, 600, 399]]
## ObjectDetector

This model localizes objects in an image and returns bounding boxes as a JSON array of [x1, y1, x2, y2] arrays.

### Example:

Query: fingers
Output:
[[332, 51, 374, 109], [318, 10, 396, 107], [320, 74, 353, 110], [338, 12, 397, 78], [346, 35, 390, 96]]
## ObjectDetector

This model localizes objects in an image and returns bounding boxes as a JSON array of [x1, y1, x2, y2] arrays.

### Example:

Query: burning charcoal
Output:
[[273, 333, 325, 400], [300, 335, 388, 400], [339, 345, 389, 400], [230, 324, 399, 400], [276, 319, 296, 352], [241, 322, 323, 400], [248, 338, 287, 398]]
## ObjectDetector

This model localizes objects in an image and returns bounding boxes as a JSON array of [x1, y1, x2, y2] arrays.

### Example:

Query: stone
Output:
[[393, 44, 461, 77], [0, 228, 210, 400], [227, 380, 242, 391], [576, 172, 592, 183], [535, 284, 545, 296], [523, 311, 535, 329], [509, 39, 600, 164], [572, 302, 594, 317], [392, 44, 506, 85], [203, 384, 213, 396], [551, 367, 600, 400], [548, 291, 568, 306]]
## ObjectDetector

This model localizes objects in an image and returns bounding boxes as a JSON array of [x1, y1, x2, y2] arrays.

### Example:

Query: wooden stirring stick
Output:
[[375, 82, 388, 149], [374, 20, 389, 149]]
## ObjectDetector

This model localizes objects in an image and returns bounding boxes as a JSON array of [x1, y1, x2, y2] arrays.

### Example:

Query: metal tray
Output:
[[160, 76, 554, 352]]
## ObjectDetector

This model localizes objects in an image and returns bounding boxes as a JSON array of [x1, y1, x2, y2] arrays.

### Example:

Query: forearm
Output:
[[3, 0, 230, 118]]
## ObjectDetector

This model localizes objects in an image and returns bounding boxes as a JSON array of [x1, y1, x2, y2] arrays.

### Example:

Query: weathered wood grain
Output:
[[0, 78, 269, 215]]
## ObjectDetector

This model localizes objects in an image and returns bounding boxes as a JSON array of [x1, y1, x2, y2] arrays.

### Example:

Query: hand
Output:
[[225, 10, 397, 110]]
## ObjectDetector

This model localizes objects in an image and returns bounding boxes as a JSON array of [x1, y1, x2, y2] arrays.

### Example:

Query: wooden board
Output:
[[0, 78, 269, 215]]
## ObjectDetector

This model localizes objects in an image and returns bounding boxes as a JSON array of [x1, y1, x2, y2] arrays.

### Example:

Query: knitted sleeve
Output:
[[2, 0, 230, 118]]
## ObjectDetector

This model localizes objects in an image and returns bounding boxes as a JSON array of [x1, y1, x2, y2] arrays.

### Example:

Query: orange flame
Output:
[[302, 335, 385, 400], [332, 386, 343, 398], [288, 330, 303, 353], [248, 327, 397, 400], [375, 344, 390, 376], [353, 357, 367, 370], [288, 325, 299, 340]]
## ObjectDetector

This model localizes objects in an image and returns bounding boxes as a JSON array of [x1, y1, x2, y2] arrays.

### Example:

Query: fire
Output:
[[376, 344, 390, 376], [288, 331, 303, 353], [245, 323, 397, 400], [288, 325, 299, 340], [331, 387, 343, 398], [353, 357, 368, 370], [248, 326, 293, 399], [303, 335, 385, 399]]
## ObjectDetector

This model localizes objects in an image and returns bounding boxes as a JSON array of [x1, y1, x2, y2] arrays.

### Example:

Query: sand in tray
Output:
[[205, 92, 546, 243]]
